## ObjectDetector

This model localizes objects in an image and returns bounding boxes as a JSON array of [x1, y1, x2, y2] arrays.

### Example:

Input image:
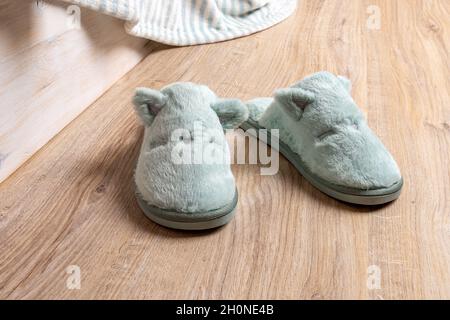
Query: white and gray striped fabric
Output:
[[61, 0, 297, 46]]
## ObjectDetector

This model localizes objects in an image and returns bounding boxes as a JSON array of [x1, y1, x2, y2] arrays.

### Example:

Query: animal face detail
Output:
[[132, 82, 244, 212], [133, 82, 248, 129]]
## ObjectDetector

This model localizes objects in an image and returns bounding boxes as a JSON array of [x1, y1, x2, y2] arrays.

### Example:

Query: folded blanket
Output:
[[61, 0, 297, 46]]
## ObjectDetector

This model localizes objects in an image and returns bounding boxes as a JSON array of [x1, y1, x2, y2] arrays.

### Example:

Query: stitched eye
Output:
[[179, 134, 193, 142], [149, 136, 168, 149], [317, 128, 337, 141]]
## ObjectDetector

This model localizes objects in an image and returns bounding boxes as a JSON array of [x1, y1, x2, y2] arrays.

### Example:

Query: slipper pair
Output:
[[133, 72, 403, 230]]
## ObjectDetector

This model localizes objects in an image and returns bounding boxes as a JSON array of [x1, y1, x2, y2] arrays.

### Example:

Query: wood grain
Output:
[[0, 0, 151, 182], [0, 0, 449, 299]]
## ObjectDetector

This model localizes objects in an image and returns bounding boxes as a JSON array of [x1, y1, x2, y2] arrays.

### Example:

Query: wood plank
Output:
[[0, 0, 449, 299], [0, 0, 68, 59], [0, 0, 152, 182]]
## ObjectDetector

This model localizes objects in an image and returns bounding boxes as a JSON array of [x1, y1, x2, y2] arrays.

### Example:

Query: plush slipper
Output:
[[133, 82, 248, 230], [242, 72, 403, 205]]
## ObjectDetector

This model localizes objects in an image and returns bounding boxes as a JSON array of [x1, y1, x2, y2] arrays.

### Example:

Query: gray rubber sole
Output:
[[135, 189, 238, 230], [241, 120, 403, 205]]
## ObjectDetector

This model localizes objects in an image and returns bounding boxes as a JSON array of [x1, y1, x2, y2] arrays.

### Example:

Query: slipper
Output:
[[241, 72, 403, 205], [133, 82, 248, 230]]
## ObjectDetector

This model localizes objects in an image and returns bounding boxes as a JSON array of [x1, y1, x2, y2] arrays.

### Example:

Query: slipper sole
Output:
[[241, 120, 403, 205], [135, 189, 238, 230]]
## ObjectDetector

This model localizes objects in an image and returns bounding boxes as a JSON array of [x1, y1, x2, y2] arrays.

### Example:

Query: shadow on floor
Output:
[[85, 124, 222, 239], [276, 158, 395, 214], [232, 133, 395, 214], [83, 114, 393, 240]]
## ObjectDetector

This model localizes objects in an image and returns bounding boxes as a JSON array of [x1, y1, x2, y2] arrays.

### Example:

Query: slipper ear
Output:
[[275, 88, 315, 120], [337, 75, 352, 93], [133, 87, 168, 126], [211, 99, 249, 129]]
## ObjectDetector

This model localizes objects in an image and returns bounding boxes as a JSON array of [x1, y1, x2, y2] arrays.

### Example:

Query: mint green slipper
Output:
[[242, 72, 403, 205], [133, 82, 248, 230]]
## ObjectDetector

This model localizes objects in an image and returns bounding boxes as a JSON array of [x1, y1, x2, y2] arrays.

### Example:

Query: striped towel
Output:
[[61, 0, 297, 46]]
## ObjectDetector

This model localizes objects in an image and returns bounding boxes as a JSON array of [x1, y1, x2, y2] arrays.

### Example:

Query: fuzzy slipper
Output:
[[133, 82, 248, 230], [242, 72, 403, 205]]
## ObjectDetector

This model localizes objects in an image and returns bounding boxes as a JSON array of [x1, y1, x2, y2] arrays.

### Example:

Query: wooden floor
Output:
[[1, 0, 449, 299]]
